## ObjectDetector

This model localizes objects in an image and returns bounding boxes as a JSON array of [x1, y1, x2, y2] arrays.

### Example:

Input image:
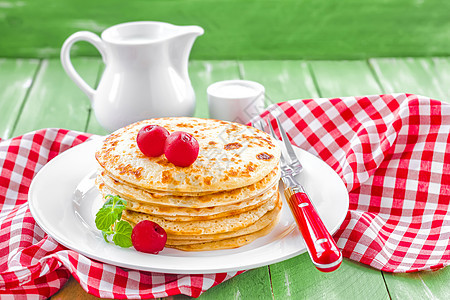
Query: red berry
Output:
[[131, 220, 167, 254], [164, 131, 199, 167], [137, 125, 169, 157]]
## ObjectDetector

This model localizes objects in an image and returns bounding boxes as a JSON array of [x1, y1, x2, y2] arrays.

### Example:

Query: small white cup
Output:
[[207, 80, 265, 124]]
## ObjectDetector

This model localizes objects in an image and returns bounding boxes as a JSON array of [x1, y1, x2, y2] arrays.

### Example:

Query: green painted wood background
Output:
[[0, 0, 449, 59]]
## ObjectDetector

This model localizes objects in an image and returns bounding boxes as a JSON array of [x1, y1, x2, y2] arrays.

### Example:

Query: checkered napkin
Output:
[[0, 93, 449, 298], [0, 129, 243, 299], [254, 93, 450, 273]]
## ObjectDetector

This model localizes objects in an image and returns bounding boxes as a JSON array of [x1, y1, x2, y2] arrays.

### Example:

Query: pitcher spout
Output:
[[169, 25, 204, 78], [171, 25, 204, 53], [178, 25, 204, 38]]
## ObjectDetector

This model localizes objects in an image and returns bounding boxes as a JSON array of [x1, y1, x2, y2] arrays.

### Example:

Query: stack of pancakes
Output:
[[95, 117, 281, 251]]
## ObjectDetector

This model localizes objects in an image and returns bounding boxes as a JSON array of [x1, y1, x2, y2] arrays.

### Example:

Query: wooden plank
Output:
[[0, 0, 449, 59], [12, 58, 102, 136], [271, 256, 390, 299], [239, 59, 390, 299], [432, 57, 450, 101], [84, 64, 109, 136], [189, 60, 241, 118], [309, 60, 382, 97], [369, 58, 447, 100], [85, 107, 109, 136], [0, 58, 39, 139], [195, 268, 274, 300], [238, 60, 319, 104], [383, 269, 450, 300]]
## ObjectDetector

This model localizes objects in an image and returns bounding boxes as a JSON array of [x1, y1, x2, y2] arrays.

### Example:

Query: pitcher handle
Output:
[[60, 31, 107, 102]]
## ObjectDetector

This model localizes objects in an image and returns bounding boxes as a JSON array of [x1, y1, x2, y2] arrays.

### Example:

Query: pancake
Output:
[[122, 192, 279, 235], [95, 117, 281, 193], [97, 166, 280, 208], [97, 180, 278, 221], [165, 196, 282, 243], [166, 210, 281, 251]]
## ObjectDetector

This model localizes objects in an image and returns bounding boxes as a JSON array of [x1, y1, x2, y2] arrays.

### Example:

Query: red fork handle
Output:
[[285, 188, 342, 272]]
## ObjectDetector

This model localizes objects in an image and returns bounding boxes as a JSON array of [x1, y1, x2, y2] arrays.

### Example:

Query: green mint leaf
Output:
[[116, 196, 127, 207], [95, 195, 127, 231], [104, 195, 127, 211], [112, 220, 133, 248], [95, 207, 117, 231], [103, 194, 115, 206], [95, 195, 131, 248]]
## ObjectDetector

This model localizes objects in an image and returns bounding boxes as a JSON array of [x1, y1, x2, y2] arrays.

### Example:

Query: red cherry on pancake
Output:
[[136, 125, 169, 157], [131, 220, 167, 254], [164, 131, 199, 167]]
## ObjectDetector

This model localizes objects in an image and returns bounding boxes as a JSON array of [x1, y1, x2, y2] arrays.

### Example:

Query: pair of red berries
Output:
[[137, 125, 199, 167]]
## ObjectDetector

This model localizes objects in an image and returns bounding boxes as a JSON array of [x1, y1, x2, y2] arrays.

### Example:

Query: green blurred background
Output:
[[1, 0, 449, 59]]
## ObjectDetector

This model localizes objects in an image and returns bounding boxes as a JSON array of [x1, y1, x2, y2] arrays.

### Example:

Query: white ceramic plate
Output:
[[28, 138, 349, 274]]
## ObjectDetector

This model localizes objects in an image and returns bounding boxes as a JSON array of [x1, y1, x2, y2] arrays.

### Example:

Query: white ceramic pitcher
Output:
[[61, 21, 204, 132]]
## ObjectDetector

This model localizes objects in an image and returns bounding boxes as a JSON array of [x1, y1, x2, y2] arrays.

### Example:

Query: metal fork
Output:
[[254, 116, 342, 272]]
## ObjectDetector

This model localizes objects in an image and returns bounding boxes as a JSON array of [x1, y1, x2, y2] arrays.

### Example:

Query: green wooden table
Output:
[[2, 56, 449, 299]]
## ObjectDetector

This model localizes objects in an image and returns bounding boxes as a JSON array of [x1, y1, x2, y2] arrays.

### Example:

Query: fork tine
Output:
[[267, 118, 278, 140], [250, 121, 258, 130], [260, 119, 291, 168], [266, 119, 292, 167], [253, 120, 264, 132], [274, 116, 300, 165], [256, 117, 300, 176]]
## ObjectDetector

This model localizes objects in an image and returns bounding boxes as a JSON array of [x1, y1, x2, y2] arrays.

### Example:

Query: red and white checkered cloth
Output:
[[0, 93, 449, 298], [256, 93, 450, 272]]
